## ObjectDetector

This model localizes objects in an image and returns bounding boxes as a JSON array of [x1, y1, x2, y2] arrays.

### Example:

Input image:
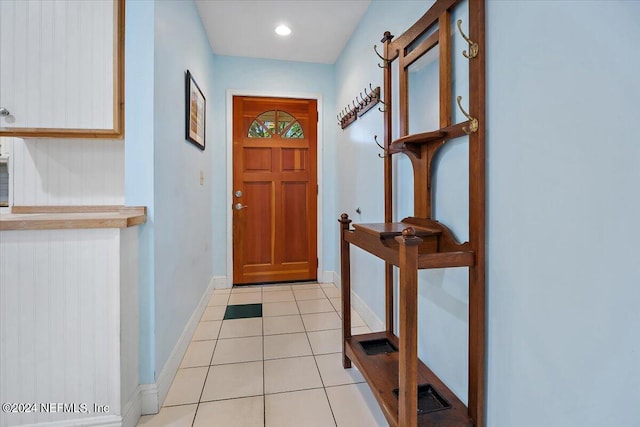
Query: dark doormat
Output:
[[224, 303, 263, 320]]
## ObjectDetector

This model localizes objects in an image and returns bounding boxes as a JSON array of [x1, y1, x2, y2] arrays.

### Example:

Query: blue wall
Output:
[[124, 0, 156, 385], [486, 1, 640, 425], [125, 0, 215, 384], [153, 0, 215, 381]]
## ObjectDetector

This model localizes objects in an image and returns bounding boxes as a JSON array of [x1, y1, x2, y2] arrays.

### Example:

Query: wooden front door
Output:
[[232, 96, 318, 285]]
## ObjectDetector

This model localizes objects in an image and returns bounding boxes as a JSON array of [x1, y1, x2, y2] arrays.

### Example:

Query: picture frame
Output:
[[185, 70, 206, 150]]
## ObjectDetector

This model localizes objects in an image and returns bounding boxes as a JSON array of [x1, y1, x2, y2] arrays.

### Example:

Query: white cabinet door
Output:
[[0, 0, 123, 138]]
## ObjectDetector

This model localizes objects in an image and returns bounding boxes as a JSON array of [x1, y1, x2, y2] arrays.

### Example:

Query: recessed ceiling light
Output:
[[275, 24, 291, 36]]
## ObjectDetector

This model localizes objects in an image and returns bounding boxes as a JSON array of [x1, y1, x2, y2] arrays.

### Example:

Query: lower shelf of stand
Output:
[[345, 331, 472, 427]]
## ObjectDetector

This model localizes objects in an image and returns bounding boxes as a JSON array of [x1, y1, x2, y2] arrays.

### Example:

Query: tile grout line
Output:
[[296, 286, 337, 425], [302, 307, 339, 427], [191, 290, 231, 426], [261, 286, 266, 427], [319, 281, 342, 426]]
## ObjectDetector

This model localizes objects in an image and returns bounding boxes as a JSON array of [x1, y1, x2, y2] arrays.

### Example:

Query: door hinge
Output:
[[317, 258, 319, 268], [317, 184, 319, 195], [317, 110, 319, 122]]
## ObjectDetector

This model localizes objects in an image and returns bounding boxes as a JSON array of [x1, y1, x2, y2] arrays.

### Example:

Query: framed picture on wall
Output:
[[185, 70, 206, 150]]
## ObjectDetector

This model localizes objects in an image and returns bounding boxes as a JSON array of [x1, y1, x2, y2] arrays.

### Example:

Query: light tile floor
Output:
[[138, 282, 388, 427]]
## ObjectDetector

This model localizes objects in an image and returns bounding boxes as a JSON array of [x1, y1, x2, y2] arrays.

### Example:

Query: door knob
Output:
[[234, 203, 248, 210], [0, 107, 9, 117]]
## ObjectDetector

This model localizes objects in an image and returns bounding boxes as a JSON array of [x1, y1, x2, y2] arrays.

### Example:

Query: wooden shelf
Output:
[[0, 206, 147, 230], [344, 221, 474, 269], [389, 123, 470, 158], [346, 331, 472, 427], [392, 130, 446, 147]]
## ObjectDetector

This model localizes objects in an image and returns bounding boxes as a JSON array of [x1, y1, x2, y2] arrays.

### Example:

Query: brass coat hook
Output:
[[374, 135, 384, 150], [456, 96, 478, 134], [364, 87, 372, 101], [378, 99, 388, 113], [374, 135, 387, 158], [373, 45, 389, 68], [456, 19, 478, 59]]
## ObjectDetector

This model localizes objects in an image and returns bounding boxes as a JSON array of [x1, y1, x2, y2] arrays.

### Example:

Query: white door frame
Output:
[[225, 89, 324, 287]]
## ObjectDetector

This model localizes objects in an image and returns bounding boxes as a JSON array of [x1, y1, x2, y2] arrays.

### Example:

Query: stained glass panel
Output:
[[247, 110, 304, 139]]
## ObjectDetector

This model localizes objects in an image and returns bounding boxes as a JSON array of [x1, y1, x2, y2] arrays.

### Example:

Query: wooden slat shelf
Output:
[[346, 331, 472, 427]]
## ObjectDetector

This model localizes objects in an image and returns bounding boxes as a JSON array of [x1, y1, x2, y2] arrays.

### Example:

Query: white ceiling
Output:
[[194, 0, 372, 64]]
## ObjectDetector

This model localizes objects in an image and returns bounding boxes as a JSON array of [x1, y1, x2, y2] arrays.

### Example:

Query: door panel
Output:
[[243, 148, 273, 172], [281, 182, 309, 263], [243, 181, 274, 266], [282, 148, 308, 171], [233, 96, 317, 284]]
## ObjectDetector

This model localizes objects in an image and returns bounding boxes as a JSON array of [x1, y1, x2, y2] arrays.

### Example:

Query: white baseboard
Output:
[[140, 278, 216, 415], [120, 383, 157, 423], [139, 384, 159, 416], [121, 384, 143, 427], [320, 271, 334, 284], [212, 275, 228, 289], [156, 278, 216, 407], [325, 270, 384, 332], [19, 415, 122, 427], [332, 271, 340, 288], [350, 288, 385, 332]]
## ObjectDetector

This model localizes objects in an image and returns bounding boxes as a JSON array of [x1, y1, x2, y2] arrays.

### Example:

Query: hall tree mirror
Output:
[[400, 1, 471, 134], [392, 54, 415, 221], [0, 0, 124, 138], [406, 24, 440, 135], [407, 45, 440, 135], [399, 1, 471, 240]]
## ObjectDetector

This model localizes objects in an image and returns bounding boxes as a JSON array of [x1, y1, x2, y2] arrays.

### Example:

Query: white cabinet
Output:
[[0, 0, 124, 138]]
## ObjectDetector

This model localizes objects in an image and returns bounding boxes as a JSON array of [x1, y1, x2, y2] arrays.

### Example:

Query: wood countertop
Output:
[[0, 206, 147, 230]]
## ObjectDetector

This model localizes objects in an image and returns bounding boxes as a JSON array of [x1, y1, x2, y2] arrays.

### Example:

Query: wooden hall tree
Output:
[[339, 0, 485, 426]]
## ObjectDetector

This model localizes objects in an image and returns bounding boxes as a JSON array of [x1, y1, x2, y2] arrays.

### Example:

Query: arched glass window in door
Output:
[[248, 110, 304, 139]]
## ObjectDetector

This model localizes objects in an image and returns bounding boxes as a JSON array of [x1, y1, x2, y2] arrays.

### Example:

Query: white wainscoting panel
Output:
[[119, 227, 140, 427], [0, 229, 122, 427], [11, 138, 124, 206], [0, 0, 114, 130]]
